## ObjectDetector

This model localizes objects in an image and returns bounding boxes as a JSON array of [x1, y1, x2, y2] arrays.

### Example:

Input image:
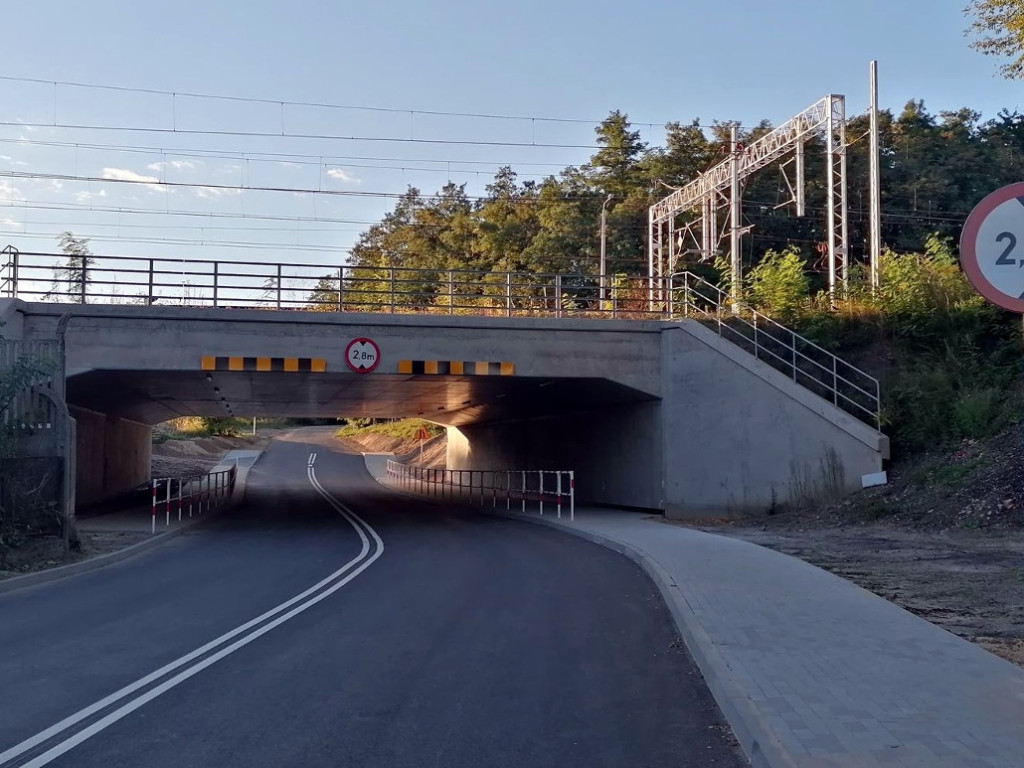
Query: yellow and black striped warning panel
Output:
[[201, 356, 327, 373], [398, 360, 514, 376]]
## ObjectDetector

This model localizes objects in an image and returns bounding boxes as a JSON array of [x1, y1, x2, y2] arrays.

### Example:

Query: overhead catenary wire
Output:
[[0, 73, 752, 131]]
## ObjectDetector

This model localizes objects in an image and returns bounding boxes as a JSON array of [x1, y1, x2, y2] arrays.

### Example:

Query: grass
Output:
[[335, 418, 443, 441]]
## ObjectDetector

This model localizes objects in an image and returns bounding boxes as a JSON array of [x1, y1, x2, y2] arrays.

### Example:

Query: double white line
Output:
[[0, 453, 382, 768]]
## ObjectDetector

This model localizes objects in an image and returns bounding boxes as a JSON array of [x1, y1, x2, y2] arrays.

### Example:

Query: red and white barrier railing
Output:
[[385, 461, 575, 521], [150, 465, 237, 534]]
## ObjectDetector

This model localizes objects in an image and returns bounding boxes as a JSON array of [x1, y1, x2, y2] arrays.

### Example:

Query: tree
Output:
[[966, 0, 1024, 78], [49, 232, 94, 303]]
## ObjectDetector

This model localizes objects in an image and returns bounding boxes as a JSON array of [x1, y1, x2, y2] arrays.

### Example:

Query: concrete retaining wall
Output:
[[71, 406, 152, 506]]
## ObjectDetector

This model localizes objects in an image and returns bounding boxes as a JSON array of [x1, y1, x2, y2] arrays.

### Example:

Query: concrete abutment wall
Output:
[[71, 407, 152, 506], [447, 400, 663, 510]]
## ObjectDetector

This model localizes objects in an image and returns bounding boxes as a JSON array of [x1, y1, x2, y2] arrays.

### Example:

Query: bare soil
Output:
[[151, 431, 273, 478], [695, 423, 1024, 667]]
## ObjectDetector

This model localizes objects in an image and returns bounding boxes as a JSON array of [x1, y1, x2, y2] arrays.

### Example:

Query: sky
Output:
[[0, 0, 1020, 296]]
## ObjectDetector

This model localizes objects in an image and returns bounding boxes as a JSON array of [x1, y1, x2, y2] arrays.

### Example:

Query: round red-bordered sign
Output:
[[345, 337, 380, 373], [960, 182, 1024, 313]]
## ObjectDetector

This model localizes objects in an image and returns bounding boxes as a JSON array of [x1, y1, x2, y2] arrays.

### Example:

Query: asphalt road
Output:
[[0, 431, 745, 767]]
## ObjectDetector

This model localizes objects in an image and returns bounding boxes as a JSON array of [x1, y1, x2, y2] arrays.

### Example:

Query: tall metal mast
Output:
[[869, 61, 882, 292]]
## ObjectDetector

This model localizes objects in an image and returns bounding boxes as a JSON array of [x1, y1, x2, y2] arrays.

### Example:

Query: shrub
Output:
[[746, 247, 809, 323]]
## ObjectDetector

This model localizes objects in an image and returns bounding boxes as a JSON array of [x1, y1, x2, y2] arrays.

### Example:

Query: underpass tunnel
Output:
[[65, 368, 662, 510]]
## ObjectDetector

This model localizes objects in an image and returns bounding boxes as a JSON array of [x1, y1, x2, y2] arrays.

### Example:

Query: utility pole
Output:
[[730, 124, 742, 310], [869, 60, 882, 293], [600, 193, 613, 304]]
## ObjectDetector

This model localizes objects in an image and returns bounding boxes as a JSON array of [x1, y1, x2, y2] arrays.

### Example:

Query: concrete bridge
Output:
[[1, 294, 887, 519]]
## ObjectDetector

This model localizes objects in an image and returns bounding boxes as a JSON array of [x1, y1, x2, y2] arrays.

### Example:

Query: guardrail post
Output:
[[147, 259, 155, 306], [506, 272, 512, 317], [753, 313, 759, 360], [448, 270, 455, 315], [832, 356, 839, 406], [569, 471, 575, 521], [276, 263, 283, 310], [555, 275, 562, 319], [556, 472, 562, 519], [791, 335, 798, 382], [338, 266, 345, 311], [177, 479, 183, 522], [151, 479, 158, 534], [165, 479, 172, 527], [538, 470, 544, 515], [521, 470, 526, 514], [389, 267, 395, 313], [506, 470, 510, 510], [213, 262, 219, 308]]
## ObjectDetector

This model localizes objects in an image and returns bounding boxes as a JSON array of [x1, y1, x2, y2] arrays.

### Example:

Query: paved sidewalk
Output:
[[508, 508, 1024, 768]]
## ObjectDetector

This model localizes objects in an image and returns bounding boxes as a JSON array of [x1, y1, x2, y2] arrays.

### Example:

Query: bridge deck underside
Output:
[[67, 370, 655, 426]]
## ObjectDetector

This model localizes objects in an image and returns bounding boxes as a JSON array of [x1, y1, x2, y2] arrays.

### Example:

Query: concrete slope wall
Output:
[[660, 323, 886, 517]]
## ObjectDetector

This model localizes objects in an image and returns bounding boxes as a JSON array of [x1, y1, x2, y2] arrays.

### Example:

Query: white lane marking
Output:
[[307, 452, 317, 467], [1, 460, 382, 768]]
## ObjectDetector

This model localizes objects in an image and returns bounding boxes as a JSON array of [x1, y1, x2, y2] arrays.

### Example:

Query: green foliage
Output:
[[966, 0, 1024, 78], [746, 247, 809, 323], [199, 417, 241, 437], [335, 418, 442, 441], [48, 231, 94, 303]]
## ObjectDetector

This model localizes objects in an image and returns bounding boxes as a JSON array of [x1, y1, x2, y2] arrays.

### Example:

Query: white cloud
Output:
[[147, 159, 200, 172], [326, 167, 361, 184], [75, 189, 108, 204], [101, 167, 163, 192], [195, 185, 243, 199], [0, 216, 20, 228], [0, 180, 24, 204]]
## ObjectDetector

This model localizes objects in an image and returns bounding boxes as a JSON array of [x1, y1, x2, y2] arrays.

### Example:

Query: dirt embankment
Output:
[[151, 432, 272, 478], [698, 423, 1024, 667], [337, 431, 447, 469]]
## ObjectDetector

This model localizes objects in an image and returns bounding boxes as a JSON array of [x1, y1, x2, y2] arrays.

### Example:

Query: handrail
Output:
[[670, 271, 881, 430]]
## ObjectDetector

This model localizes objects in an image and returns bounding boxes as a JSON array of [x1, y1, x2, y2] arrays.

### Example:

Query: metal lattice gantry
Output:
[[648, 94, 849, 300]]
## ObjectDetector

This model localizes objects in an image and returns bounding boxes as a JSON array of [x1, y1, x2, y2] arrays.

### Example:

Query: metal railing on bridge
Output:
[[0, 249, 665, 319]]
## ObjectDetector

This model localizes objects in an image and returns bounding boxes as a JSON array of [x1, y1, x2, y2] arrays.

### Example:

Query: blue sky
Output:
[[0, 0, 1019, 283]]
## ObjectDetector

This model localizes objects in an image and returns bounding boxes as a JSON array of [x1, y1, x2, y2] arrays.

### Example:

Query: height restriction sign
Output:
[[345, 338, 380, 373], [961, 182, 1024, 312]]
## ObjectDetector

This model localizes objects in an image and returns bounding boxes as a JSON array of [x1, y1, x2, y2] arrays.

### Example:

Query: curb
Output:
[[0, 453, 261, 597], [488, 510, 795, 768]]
